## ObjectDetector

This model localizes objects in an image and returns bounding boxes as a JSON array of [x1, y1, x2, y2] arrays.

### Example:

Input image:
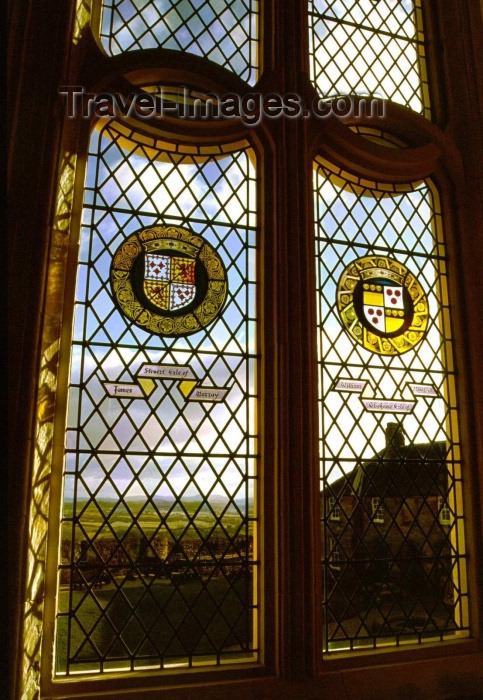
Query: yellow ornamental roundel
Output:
[[336, 256, 429, 356], [110, 225, 227, 337]]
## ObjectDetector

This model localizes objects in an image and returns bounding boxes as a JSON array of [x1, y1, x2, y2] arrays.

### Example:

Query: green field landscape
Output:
[[63, 496, 252, 540], [57, 496, 256, 671]]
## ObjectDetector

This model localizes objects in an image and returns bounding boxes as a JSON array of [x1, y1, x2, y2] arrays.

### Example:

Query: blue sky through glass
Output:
[[100, 0, 259, 85]]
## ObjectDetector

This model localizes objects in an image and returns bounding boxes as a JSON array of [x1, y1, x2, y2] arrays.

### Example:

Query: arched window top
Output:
[[309, 0, 430, 118], [98, 0, 259, 85]]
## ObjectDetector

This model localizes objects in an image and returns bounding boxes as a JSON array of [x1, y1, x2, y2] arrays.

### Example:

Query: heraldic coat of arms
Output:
[[111, 225, 227, 337], [336, 255, 429, 356], [144, 252, 197, 312]]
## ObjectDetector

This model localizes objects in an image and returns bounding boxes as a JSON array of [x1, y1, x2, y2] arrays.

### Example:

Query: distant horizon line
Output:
[[63, 495, 251, 503]]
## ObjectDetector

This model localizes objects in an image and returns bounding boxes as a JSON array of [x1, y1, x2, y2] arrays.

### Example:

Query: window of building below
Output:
[[439, 496, 452, 526], [371, 497, 385, 524], [328, 496, 341, 521]]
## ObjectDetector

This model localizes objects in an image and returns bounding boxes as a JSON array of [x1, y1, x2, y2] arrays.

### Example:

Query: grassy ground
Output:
[[56, 576, 252, 672]]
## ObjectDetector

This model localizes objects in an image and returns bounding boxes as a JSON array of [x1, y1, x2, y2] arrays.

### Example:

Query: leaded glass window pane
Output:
[[309, 0, 429, 117], [99, 0, 259, 85], [315, 157, 468, 652], [54, 120, 258, 674]]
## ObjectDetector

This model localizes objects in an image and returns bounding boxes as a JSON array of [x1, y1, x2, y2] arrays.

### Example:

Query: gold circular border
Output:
[[336, 255, 429, 356], [110, 225, 227, 337]]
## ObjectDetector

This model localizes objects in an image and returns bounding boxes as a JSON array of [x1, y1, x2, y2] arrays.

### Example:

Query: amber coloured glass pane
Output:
[[54, 121, 258, 674], [315, 158, 468, 652]]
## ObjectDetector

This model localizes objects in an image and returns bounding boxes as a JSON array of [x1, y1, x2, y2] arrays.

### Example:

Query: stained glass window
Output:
[[99, 0, 259, 85], [54, 120, 258, 674], [309, 0, 430, 117], [13, 2, 479, 696], [315, 156, 468, 652]]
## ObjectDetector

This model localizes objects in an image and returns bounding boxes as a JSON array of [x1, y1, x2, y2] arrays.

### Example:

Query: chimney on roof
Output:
[[385, 421, 405, 449]]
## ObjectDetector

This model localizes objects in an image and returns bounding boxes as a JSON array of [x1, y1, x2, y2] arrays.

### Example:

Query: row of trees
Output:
[[60, 534, 253, 587]]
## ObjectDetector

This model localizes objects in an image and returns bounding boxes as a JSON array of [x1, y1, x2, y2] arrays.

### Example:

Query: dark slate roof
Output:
[[324, 440, 448, 499]]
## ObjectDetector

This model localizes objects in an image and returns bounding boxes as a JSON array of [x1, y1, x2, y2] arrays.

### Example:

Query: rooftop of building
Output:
[[324, 423, 448, 499]]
